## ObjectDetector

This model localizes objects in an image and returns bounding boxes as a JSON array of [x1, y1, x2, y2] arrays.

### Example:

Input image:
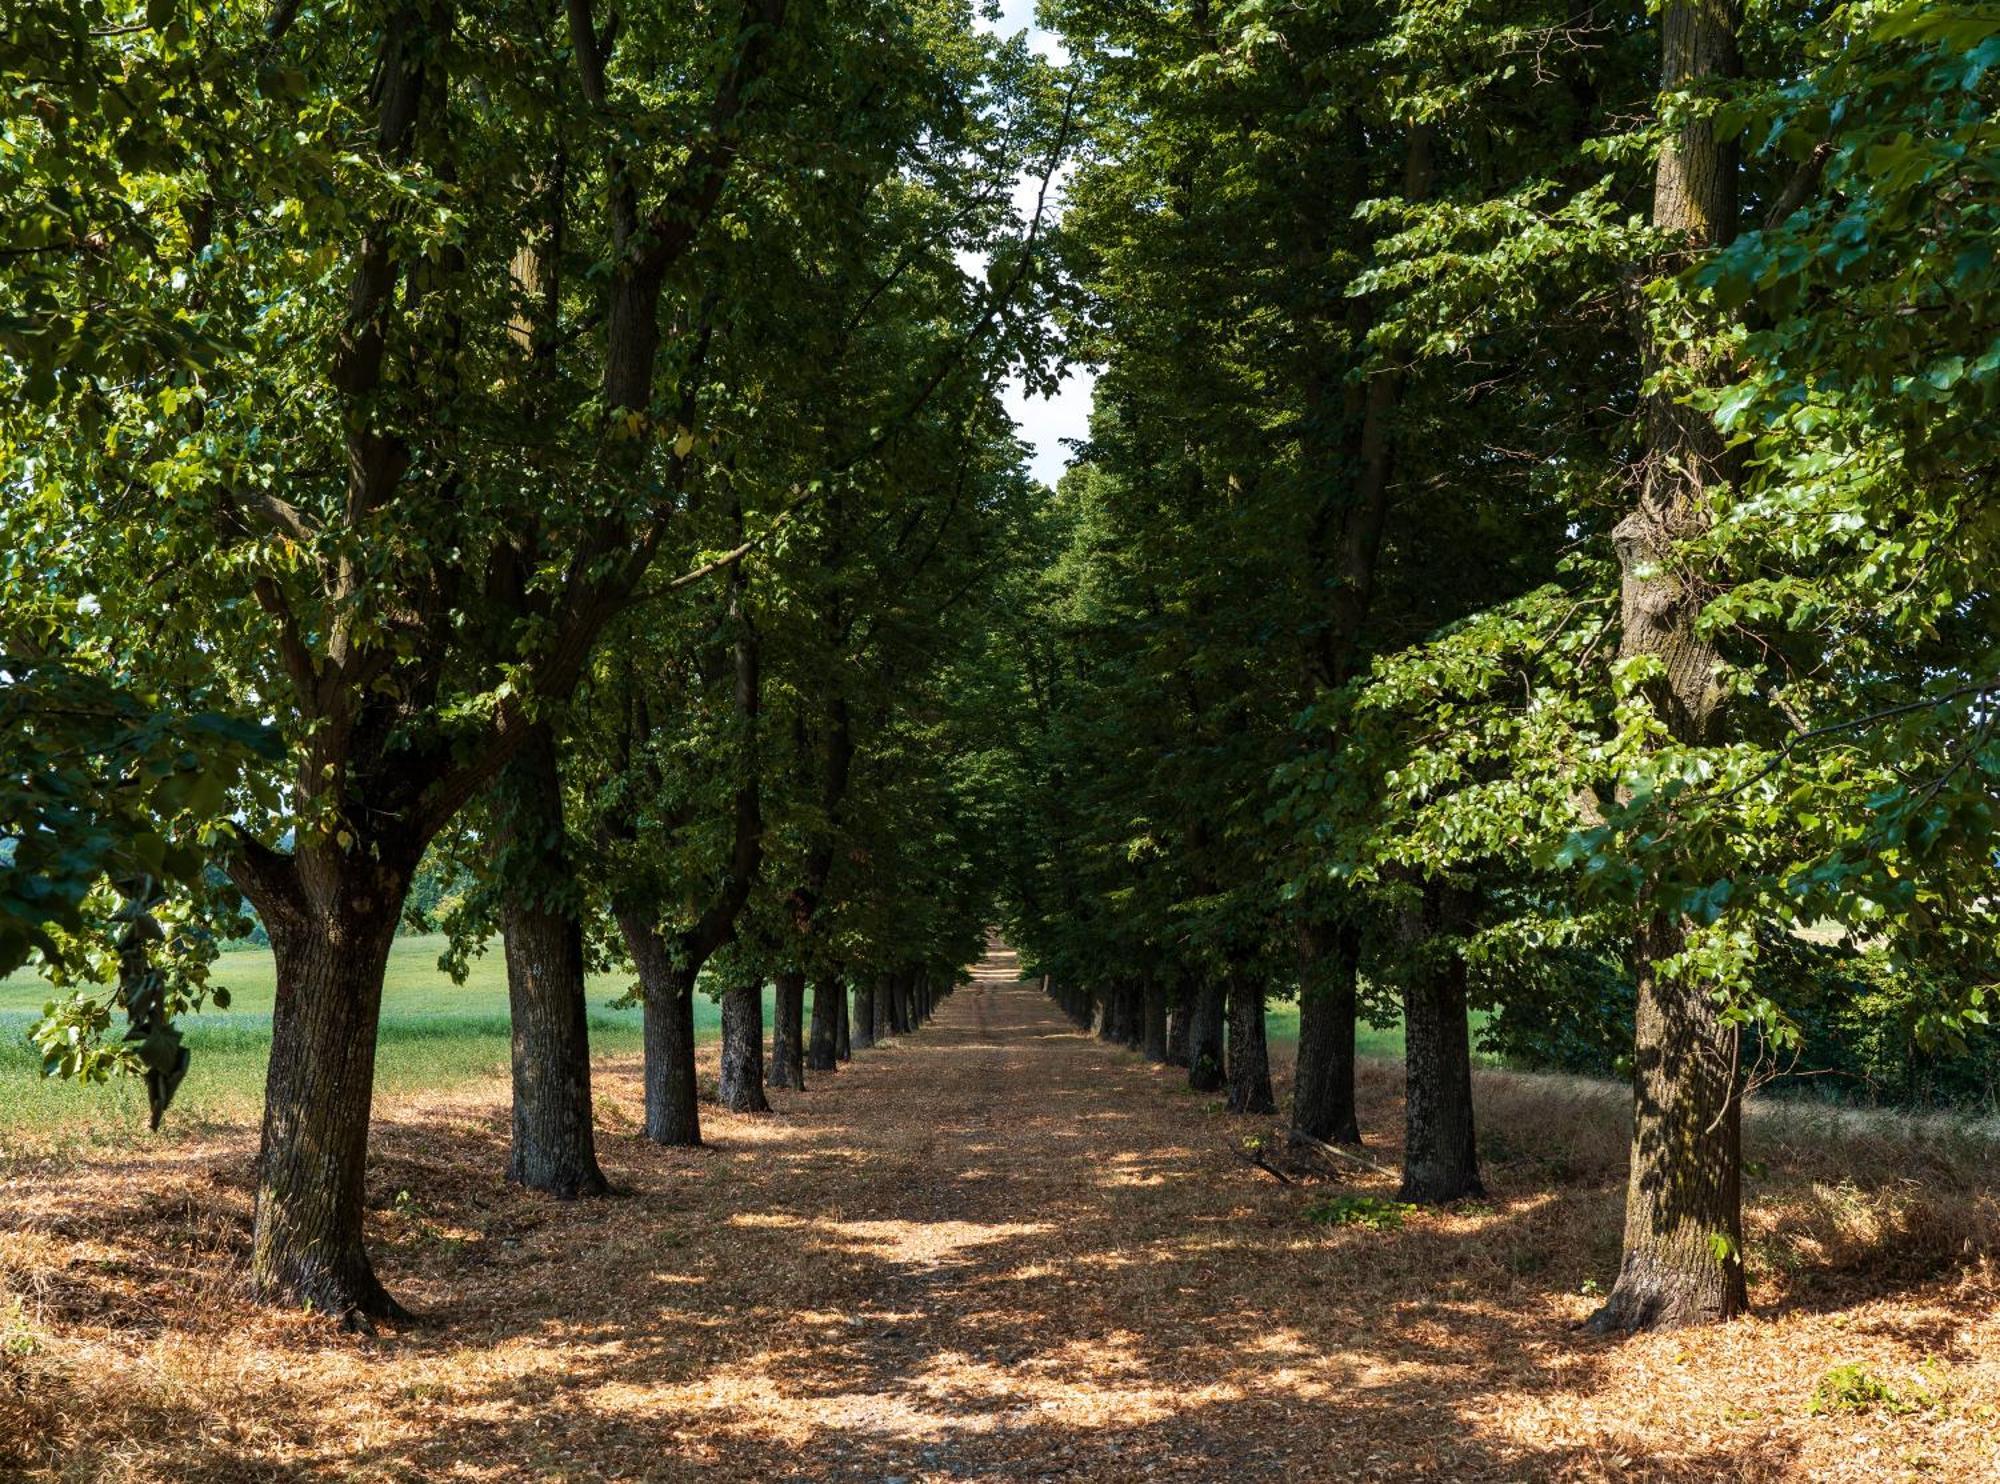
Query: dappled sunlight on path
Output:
[[5, 944, 1998, 1481]]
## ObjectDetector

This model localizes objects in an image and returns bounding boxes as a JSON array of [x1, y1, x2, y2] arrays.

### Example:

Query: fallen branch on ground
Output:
[[1282, 1125, 1400, 1180]]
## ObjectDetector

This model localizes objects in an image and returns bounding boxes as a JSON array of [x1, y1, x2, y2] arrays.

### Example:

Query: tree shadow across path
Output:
[[4, 947, 1995, 1480]]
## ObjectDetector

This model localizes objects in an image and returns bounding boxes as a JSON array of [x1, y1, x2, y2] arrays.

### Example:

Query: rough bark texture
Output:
[[1225, 971, 1276, 1115], [1187, 979, 1226, 1092], [835, 981, 852, 1060], [498, 726, 608, 1200], [502, 901, 608, 1198], [619, 911, 701, 1147], [808, 975, 841, 1071], [852, 984, 876, 1050], [718, 980, 770, 1113], [873, 979, 892, 1040], [1096, 988, 1118, 1042], [251, 869, 410, 1321], [1291, 920, 1362, 1144], [1119, 982, 1145, 1048], [1398, 889, 1483, 1204], [1141, 981, 1169, 1062], [1588, 915, 1748, 1330], [770, 970, 806, 1090], [1165, 985, 1191, 1067], [1590, 0, 1748, 1334]]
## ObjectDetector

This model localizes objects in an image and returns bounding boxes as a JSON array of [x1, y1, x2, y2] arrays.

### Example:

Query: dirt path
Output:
[[6, 946, 1998, 1481]]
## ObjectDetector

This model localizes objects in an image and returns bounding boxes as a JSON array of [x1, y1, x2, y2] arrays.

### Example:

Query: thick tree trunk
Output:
[[1096, 987, 1118, 1042], [808, 974, 841, 1071], [619, 911, 700, 1147], [852, 983, 876, 1050], [1399, 888, 1483, 1204], [252, 885, 408, 1322], [1590, 0, 1748, 1334], [1119, 982, 1145, 1048], [1292, 920, 1362, 1144], [835, 981, 852, 1060], [1187, 978, 1226, 1092], [887, 973, 909, 1035], [1165, 983, 1191, 1067], [502, 900, 609, 1198], [1226, 970, 1276, 1114], [873, 978, 892, 1040], [1588, 914, 1746, 1330], [1142, 980, 1168, 1062], [770, 969, 806, 1090], [718, 980, 770, 1113], [498, 726, 608, 1200]]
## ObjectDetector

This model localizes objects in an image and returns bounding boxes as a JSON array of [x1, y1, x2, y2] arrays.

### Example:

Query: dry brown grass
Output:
[[2, 951, 1997, 1482]]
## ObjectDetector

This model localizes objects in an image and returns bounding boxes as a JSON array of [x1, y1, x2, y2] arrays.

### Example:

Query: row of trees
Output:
[[4, 0, 1061, 1323], [998, 0, 1998, 1332]]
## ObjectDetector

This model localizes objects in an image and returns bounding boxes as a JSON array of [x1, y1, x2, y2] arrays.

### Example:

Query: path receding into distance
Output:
[[12, 943, 1791, 1481]]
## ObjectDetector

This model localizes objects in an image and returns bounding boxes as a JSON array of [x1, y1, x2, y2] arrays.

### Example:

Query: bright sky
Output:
[[981, 0, 1094, 489]]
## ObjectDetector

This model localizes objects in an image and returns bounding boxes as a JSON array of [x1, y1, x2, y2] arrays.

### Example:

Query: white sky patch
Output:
[[980, 0, 1094, 489]]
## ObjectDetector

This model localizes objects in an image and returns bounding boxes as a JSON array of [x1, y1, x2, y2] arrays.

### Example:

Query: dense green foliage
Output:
[[2, 0, 1994, 1333]]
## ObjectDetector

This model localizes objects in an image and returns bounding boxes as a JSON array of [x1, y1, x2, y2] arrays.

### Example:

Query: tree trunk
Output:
[[502, 899, 609, 1198], [1588, 914, 1746, 1330], [1187, 978, 1226, 1092], [718, 980, 770, 1113], [1119, 982, 1146, 1048], [886, 973, 909, 1035], [252, 882, 408, 1322], [873, 978, 892, 1040], [808, 974, 841, 1071], [852, 983, 876, 1050], [1226, 970, 1275, 1114], [1142, 980, 1168, 1062], [1096, 987, 1118, 1042], [1590, 0, 1747, 1334], [1292, 920, 1362, 1144], [1399, 887, 1483, 1204], [770, 969, 806, 1090], [835, 980, 852, 1060], [619, 911, 701, 1147], [1165, 984, 1191, 1067], [498, 725, 608, 1200]]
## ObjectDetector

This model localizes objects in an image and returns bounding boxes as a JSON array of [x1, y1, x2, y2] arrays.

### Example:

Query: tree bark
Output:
[[718, 979, 770, 1112], [1187, 978, 1226, 1092], [1589, 913, 1747, 1329], [1292, 920, 1363, 1144], [1165, 982, 1191, 1067], [251, 866, 410, 1322], [835, 980, 852, 1060], [1399, 887, 1483, 1204], [852, 983, 877, 1050], [618, 910, 701, 1147], [770, 969, 806, 1090], [1590, 0, 1748, 1333], [808, 974, 841, 1071], [1141, 980, 1168, 1062], [1119, 982, 1146, 1048], [873, 978, 893, 1040], [1096, 987, 1118, 1042], [502, 899, 608, 1198], [498, 725, 608, 1200], [1226, 969, 1275, 1114]]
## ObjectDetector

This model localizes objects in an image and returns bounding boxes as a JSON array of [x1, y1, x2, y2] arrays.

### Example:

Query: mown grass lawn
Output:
[[0, 934, 675, 1142]]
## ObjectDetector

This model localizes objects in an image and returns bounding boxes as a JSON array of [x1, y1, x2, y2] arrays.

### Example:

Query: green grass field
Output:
[[0, 941, 1472, 1143], [0, 935, 678, 1144]]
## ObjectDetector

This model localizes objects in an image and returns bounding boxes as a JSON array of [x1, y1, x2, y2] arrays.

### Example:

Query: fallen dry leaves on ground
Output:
[[3, 948, 1997, 1481]]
